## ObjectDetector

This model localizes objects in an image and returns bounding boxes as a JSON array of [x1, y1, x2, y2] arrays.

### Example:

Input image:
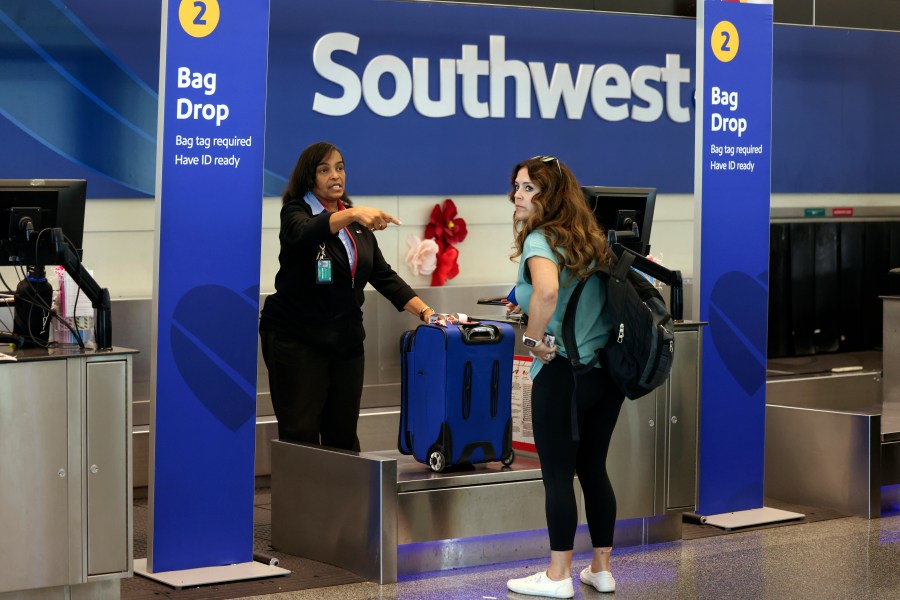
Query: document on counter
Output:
[[0, 352, 16, 361]]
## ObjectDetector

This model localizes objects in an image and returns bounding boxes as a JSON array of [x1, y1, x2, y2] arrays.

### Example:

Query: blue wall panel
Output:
[[0, 0, 897, 196]]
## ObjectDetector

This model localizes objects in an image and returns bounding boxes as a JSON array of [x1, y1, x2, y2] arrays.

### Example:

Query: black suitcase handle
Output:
[[491, 359, 500, 418], [460, 324, 499, 344], [462, 361, 472, 419]]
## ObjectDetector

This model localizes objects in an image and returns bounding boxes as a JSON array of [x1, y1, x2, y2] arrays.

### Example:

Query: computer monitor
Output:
[[581, 186, 657, 256], [0, 179, 87, 267]]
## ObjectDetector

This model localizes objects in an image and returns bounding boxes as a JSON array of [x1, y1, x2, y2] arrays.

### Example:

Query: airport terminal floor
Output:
[[124, 490, 900, 600]]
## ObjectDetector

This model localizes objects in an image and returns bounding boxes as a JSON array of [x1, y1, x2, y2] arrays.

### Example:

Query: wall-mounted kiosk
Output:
[[0, 179, 113, 350], [583, 186, 657, 258]]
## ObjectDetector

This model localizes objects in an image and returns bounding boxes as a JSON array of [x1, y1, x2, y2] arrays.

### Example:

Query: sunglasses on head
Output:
[[532, 155, 562, 176]]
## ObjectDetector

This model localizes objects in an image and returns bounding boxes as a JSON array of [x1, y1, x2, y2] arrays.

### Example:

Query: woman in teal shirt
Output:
[[506, 156, 624, 598]]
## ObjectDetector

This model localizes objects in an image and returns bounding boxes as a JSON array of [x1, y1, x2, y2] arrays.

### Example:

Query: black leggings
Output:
[[260, 329, 365, 451], [531, 357, 624, 551]]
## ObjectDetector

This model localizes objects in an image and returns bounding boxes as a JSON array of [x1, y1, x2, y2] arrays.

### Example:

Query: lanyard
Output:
[[337, 200, 359, 285]]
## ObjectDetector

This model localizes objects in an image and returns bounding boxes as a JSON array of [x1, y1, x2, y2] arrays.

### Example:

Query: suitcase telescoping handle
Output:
[[460, 324, 499, 344]]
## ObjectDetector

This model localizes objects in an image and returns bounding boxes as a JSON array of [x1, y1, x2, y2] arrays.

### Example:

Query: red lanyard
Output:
[[337, 200, 358, 282]]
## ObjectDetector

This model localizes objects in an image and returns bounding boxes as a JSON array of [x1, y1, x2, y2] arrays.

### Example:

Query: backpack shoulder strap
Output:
[[562, 262, 609, 373], [610, 249, 634, 281], [615, 249, 665, 304]]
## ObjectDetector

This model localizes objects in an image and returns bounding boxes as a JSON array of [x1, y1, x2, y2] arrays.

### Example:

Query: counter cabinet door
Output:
[[607, 390, 658, 519], [666, 329, 700, 511], [86, 359, 129, 576], [0, 360, 71, 592]]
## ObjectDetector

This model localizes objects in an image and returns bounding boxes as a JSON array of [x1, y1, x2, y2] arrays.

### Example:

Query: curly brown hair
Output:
[[282, 141, 353, 207], [509, 156, 610, 284]]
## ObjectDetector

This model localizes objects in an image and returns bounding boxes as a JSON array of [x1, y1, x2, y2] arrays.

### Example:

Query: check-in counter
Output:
[[112, 284, 697, 490], [79, 292, 698, 583], [120, 286, 521, 486], [269, 322, 703, 583], [0, 347, 135, 600], [764, 297, 900, 518]]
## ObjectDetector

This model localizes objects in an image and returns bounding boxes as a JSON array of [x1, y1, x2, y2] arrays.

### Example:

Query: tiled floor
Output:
[[229, 508, 900, 600], [127, 487, 900, 600]]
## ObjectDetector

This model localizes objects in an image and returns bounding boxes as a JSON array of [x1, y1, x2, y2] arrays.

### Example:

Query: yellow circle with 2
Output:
[[711, 21, 739, 63], [179, 0, 220, 38]]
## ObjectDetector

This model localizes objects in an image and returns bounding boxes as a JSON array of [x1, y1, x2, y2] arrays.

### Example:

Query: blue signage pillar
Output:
[[145, 0, 272, 575], [694, 0, 773, 516]]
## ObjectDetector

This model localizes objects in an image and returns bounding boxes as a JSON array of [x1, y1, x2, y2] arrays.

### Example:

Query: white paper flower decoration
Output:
[[405, 235, 439, 276]]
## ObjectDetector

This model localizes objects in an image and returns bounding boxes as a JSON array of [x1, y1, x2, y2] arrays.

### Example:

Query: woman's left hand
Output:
[[530, 339, 557, 365]]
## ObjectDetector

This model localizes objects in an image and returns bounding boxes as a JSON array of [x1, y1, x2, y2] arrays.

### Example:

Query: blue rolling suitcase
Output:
[[399, 320, 516, 472]]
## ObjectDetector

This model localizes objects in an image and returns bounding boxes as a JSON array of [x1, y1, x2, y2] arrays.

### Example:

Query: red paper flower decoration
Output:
[[431, 244, 460, 287], [425, 199, 468, 250], [422, 198, 466, 286]]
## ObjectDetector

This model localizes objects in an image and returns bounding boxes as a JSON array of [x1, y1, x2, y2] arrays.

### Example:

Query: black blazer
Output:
[[260, 197, 416, 355]]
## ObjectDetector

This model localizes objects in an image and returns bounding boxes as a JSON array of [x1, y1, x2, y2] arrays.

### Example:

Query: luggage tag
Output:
[[428, 312, 472, 327], [316, 244, 332, 284]]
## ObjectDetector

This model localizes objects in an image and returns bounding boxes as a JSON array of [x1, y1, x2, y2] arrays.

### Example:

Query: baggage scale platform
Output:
[[269, 322, 704, 584], [270, 443, 683, 584]]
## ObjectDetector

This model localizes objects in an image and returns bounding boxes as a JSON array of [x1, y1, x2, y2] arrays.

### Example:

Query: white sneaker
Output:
[[580, 566, 615, 592], [507, 571, 575, 598]]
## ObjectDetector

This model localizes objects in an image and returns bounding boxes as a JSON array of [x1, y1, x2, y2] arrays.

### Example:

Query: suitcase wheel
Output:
[[428, 451, 446, 473], [501, 449, 515, 467]]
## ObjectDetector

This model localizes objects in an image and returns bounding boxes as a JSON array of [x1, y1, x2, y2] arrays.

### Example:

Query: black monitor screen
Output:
[[0, 179, 87, 267], [581, 186, 657, 256]]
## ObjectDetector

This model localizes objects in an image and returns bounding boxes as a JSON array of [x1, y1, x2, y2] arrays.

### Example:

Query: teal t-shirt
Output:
[[515, 230, 610, 378]]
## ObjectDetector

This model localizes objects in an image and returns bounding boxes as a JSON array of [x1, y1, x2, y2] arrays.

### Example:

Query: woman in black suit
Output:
[[259, 141, 435, 450]]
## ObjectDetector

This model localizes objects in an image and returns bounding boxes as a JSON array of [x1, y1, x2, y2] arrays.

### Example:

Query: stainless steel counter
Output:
[[270, 322, 704, 584], [882, 297, 900, 441], [0, 348, 135, 599], [764, 338, 897, 518]]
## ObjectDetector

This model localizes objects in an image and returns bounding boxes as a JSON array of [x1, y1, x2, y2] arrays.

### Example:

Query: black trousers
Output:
[[531, 357, 624, 551], [260, 329, 365, 451]]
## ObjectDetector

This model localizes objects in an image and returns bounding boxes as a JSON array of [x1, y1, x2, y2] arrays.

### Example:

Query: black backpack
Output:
[[562, 251, 675, 400]]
